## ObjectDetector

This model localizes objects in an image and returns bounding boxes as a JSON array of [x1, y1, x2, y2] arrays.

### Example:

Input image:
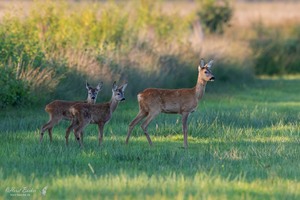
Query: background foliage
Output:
[[0, 0, 299, 107], [251, 25, 300, 75], [197, 0, 233, 34]]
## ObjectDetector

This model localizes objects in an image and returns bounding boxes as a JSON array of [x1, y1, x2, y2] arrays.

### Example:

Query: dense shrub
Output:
[[197, 0, 233, 34], [0, 27, 45, 107], [251, 25, 300, 75], [0, 66, 31, 108], [0, 32, 44, 68]]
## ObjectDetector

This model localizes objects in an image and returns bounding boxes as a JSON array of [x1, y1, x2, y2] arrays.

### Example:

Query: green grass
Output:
[[1, 77, 300, 199]]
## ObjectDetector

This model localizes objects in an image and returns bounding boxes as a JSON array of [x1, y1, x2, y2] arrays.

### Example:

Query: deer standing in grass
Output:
[[125, 59, 215, 149], [40, 81, 103, 144], [67, 81, 127, 147]]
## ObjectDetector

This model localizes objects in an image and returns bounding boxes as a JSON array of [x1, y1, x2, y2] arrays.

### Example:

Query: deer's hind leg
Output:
[[140, 111, 160, 146], [40, 115, 61, 143], [98, 122, 105, 146], [126, 111, 147, 144], [182, 112, 190, 149]]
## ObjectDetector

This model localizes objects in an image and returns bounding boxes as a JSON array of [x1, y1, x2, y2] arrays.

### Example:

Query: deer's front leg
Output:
[[182, 112, 190, 149], [65, 119, 77, 146], [98, 122, 105, 146], [48, 128, 53, 143]]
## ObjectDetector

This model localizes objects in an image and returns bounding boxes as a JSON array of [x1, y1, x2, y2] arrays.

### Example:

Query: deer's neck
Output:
[[109, 98, 119, 114], [195, 76, 207, 100], [86, 97, 95, 104]]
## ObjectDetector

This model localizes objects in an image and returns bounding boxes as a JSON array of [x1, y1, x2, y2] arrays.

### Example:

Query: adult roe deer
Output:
[[67, 81, 127, 147], [125, 59, 215, 148], [40, 81, 103, 144]]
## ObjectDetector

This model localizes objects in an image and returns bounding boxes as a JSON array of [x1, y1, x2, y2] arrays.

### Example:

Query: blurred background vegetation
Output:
[[0, 0, 299, 108]]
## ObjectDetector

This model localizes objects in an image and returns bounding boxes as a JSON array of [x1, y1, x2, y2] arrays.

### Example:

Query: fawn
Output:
[[67, 81, 127, 147], [125, 59, 215, 148], [40, 81, 103, 144]]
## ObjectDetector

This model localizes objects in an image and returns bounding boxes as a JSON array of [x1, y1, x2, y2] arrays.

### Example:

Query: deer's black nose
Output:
[[121, 98, 125, 101], [210, 77, 215, 81], [91, 97, 95, 99]]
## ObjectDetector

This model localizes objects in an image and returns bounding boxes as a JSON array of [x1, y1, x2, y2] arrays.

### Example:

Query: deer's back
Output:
[[45, 100, 83, 119], [45, 100, 82, 112], [71, 102, 111, 123], [138, 88, 198, 114]]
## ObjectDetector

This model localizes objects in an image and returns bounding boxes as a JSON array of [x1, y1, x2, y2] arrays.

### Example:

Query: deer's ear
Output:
[[207, 60, 214, 69], [200, 59, 205, 67], [97, 82, 103, 91], [120, 83, 128, 92], [112, 81, 118, 91], [198, 58, 205, 71], [86, 81, 90, 90]]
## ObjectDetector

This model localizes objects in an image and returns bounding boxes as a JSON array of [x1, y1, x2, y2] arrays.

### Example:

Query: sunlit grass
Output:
[[1, 171, 300, 200]]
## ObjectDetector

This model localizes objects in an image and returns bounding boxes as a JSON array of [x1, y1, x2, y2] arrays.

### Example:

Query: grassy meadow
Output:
[[1, 0, 300, 199], [1, 76, 300, 199]]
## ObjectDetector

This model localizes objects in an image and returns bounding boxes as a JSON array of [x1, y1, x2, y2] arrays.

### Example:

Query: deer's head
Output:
[[86, 81, 103, 102], [112, 81, 128, 102], [198, 59, 215, 82]]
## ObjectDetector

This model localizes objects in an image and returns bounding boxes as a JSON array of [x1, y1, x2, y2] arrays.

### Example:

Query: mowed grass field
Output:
[[1, 76, 300, 199]]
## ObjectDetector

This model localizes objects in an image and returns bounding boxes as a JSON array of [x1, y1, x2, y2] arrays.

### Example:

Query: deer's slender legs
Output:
[[74, 120, 89, 148], [40, 117, 61, 143], [79, 131, 84, 144], [182, 112, 190, 149], [48, 128, 53, 143], [65, 119, 78, 145], [141, 111, 159, 146], [98, 122, 105, 145], [126, 111, 147, 144]]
